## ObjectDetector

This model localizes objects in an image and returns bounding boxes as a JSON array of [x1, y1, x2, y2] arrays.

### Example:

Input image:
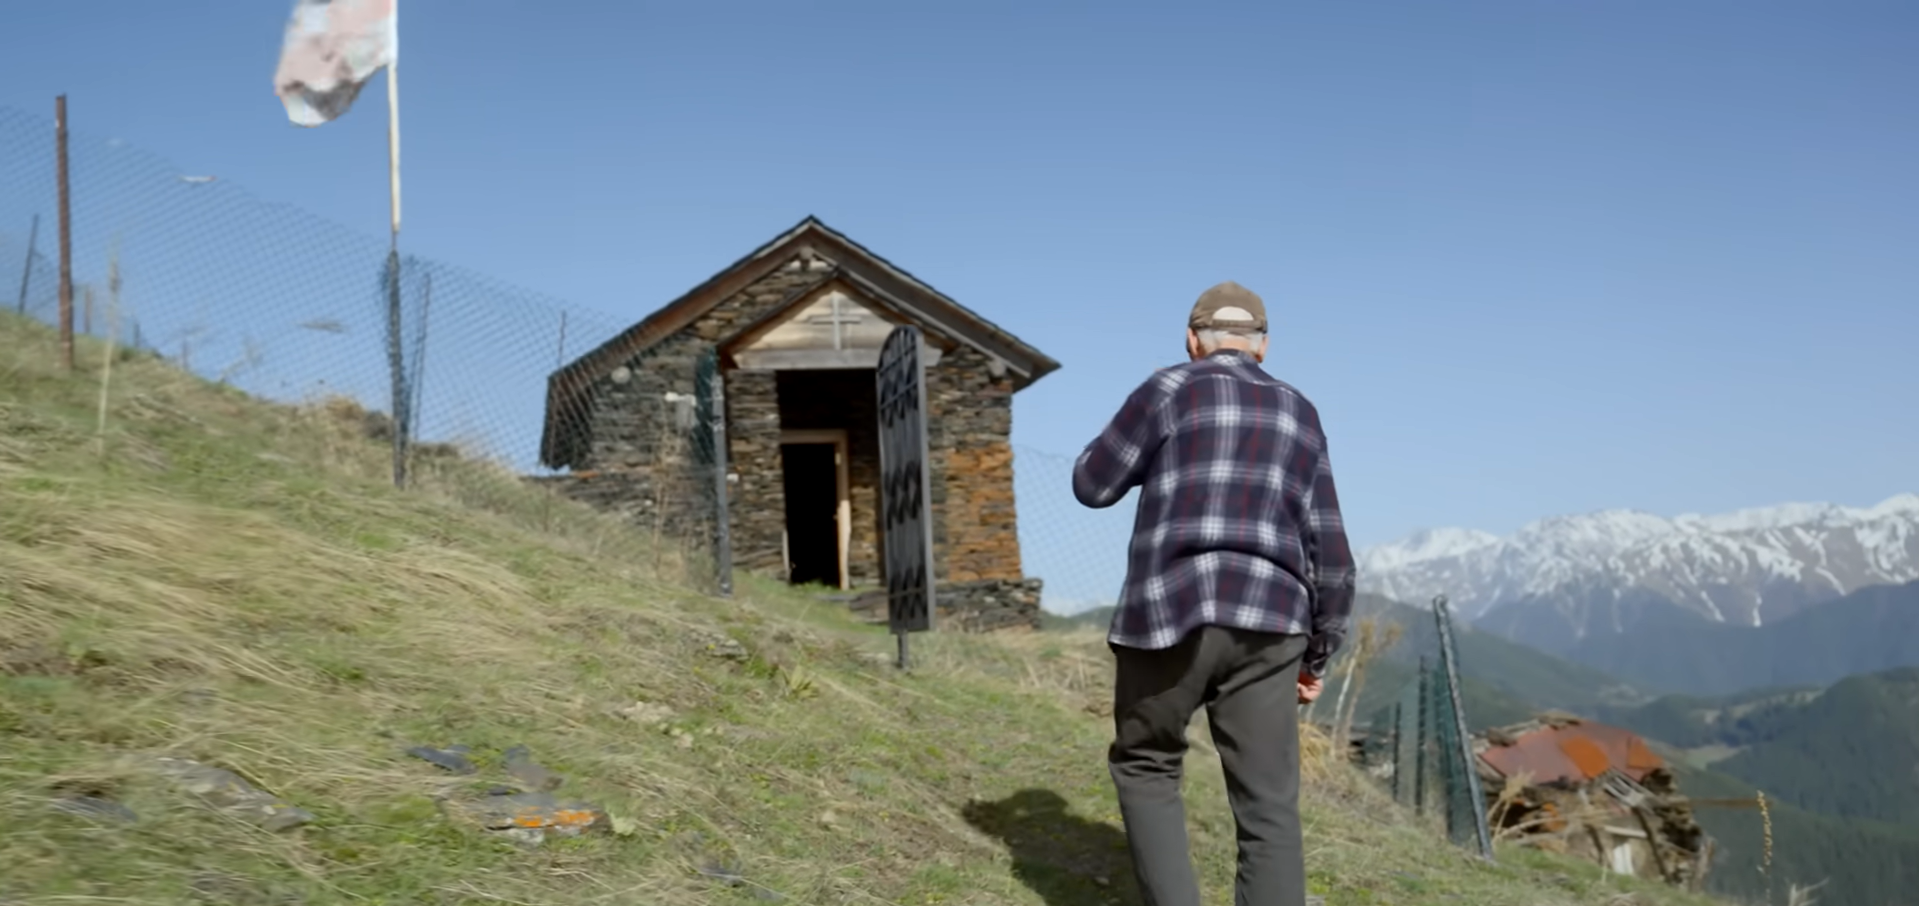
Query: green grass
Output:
[[0, 313, 1730, 905]]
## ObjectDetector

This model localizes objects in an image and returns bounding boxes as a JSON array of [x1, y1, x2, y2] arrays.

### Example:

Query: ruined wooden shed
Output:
[[1475, 714, 1715, 890]]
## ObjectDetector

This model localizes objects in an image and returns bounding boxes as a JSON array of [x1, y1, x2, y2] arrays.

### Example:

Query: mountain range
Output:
[[1359, 493, 1919, 664]]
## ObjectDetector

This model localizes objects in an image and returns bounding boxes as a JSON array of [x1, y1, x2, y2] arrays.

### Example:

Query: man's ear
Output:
[[1186, 329, 1202, 360], [1254, 334, 1270, 363]]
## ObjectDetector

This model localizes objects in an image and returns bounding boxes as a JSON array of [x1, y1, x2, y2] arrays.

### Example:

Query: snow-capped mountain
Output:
[[1359, 494, 1919, 650]]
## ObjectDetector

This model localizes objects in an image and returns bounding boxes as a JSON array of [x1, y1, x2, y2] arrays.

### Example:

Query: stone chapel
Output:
[[538, 217, 1059, 629]]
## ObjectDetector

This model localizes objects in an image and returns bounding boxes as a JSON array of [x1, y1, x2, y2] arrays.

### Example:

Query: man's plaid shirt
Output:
[[1072, 349, 1356, 677]]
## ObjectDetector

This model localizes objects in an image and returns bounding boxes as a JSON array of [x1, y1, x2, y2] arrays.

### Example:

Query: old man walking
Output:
[[1072, 281, 1356, 906]]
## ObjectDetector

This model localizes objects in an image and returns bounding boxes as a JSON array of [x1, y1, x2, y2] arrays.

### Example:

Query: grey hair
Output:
[[1193, 327, 1267, 353]]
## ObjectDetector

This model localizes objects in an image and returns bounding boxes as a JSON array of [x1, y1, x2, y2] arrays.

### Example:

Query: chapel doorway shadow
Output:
[[961, 789, 1143, 906]]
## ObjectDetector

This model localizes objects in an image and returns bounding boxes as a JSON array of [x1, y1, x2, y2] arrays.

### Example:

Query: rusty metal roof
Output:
[[1479, 720, 1664, 785]]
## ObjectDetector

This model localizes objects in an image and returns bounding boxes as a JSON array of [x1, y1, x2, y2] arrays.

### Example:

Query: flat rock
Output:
[[444, 790, 608, 844], [51, 795, 138, 823], [146, 756, 314, 832], [501, 744, 565, 792]]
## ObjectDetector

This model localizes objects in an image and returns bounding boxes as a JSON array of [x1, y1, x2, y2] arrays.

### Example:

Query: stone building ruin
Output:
[[538, 217, 1059, 630]]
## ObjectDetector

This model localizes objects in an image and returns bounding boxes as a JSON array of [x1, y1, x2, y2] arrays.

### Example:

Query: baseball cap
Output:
[[1188, 281, 1268, 332]]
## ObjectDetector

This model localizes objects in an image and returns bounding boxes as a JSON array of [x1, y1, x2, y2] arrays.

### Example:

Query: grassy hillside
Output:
[[0, 313, 1726, 905]]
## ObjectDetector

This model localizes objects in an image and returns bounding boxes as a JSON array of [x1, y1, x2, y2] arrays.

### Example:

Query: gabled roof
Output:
[[539, 216, 1061, 468]]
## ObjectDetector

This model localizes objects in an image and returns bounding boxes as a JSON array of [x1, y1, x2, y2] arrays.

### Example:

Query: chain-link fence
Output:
[[0, 103, 730, 594], [1379, 657, 1482, 846], [1368, 601, 1495, 857], [1008, 445, 1138, 618]]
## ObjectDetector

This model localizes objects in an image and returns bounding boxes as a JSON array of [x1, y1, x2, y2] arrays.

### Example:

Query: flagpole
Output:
[[383, 5, 407, 487], [273, 0, 410, 486], [386, 10, 401, 247]]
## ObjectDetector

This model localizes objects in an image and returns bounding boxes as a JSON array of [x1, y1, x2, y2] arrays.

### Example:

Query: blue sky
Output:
[[3, 1, 1915, 571]]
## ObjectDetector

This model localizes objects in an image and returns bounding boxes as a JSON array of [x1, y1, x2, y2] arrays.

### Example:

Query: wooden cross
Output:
[[805, 294, 864, 349]]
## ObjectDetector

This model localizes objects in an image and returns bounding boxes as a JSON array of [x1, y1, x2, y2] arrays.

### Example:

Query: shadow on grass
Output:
[[961, 789, 1142, 906]]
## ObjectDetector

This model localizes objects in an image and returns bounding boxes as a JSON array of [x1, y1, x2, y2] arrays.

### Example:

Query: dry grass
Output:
[[0, 313, 1731, 905]]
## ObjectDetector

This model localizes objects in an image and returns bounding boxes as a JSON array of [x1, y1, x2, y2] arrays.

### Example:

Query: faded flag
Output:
[[273, 0, 398, 127]]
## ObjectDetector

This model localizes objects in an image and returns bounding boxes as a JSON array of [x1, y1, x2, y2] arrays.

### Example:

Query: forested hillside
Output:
[[1565, 581, 1919, 695], [1606, 668, 1919, 828], [1668, 760, 1919, 905]]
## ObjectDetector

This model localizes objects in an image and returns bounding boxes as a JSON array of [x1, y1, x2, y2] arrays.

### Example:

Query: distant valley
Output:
[[1596, 667, 1919, 828]]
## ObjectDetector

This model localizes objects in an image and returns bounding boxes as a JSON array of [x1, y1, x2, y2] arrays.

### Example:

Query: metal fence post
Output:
[[708, 349, 733, 598], [382, 250, 407, 489], [1433, 595, 1495, 860], [1397, 698, 1412, 802], [55, 95, 74, 371], [1414, 656, 1429, 817]]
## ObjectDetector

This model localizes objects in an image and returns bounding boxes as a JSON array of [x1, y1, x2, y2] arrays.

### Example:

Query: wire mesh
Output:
[[1008, 444, 1138, 618], [1373, 618, 1494, 857], [0, 103, 730, 593]]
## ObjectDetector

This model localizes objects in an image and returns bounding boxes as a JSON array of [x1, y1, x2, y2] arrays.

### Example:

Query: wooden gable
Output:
[[551, 216, 1054, 385], [541, 216, 1059, 468], [719, 274, 947, 372]]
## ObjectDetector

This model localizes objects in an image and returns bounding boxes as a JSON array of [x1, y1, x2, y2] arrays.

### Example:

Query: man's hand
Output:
[[1297, 671, 1324, 705]]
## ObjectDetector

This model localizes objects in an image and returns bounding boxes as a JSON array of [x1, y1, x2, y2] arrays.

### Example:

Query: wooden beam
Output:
[[733, 345, 943, 372]]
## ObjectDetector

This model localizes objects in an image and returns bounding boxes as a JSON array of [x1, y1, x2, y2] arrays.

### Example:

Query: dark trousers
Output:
[[1109, 626, 1309, 906]]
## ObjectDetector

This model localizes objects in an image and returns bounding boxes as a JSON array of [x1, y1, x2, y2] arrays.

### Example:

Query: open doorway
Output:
[[779, 430, 850, 588]]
